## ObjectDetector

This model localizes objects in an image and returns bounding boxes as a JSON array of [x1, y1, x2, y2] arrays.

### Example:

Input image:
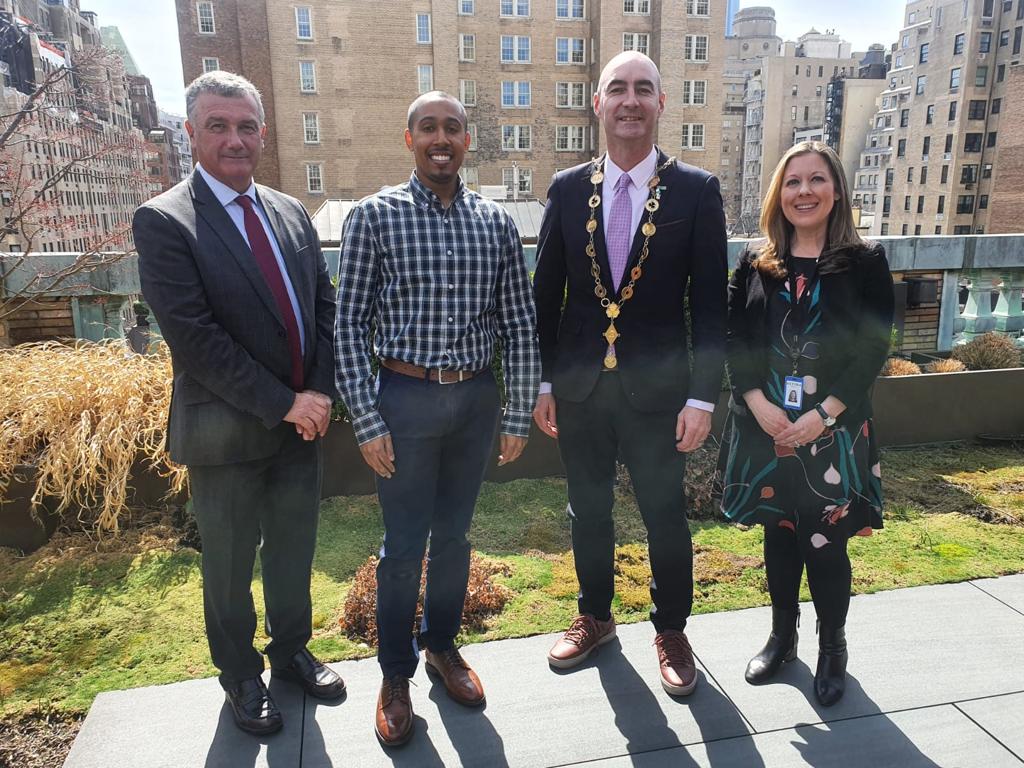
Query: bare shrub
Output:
[[925, 358, 967, 373], [951, 332, 1023, 371], [881, 357, 922, 376]]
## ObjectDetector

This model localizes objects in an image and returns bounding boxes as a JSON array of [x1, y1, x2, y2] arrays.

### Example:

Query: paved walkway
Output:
[[64, 574, 1024, 767]]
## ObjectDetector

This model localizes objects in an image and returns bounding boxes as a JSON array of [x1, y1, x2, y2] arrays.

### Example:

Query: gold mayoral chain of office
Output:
[[585, 153, 674, 369]]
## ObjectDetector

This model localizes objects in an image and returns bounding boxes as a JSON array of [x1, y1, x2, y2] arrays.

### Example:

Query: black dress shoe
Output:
[[224, 677, 283, 735], [272, 647, 346, 699], [814, 623, 848, 707]]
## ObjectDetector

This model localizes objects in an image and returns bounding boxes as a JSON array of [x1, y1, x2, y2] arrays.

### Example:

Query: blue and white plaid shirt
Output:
[[334, 172, 541, 445]]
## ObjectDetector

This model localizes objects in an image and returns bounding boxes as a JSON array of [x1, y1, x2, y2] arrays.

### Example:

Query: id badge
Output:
[[783, 376, 804, 410]]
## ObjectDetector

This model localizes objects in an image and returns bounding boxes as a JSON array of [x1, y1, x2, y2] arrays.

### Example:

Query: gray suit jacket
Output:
[[133, 171, 336, 466]]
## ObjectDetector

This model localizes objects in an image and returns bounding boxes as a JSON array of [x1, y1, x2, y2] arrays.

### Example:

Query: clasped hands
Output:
[[744, 390, 826, 448], [283, 390, 332, 441]]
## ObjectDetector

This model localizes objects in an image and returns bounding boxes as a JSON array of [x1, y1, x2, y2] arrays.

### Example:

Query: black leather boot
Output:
[[814, 622, 848, 706], [745, 606, 799, 684]]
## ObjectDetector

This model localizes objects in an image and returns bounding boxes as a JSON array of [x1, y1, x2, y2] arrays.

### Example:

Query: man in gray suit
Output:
[[133, 71, 343, 736]]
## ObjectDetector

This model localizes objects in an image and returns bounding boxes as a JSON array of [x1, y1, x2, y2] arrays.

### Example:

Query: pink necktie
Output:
[[606, 173, 633, 291]]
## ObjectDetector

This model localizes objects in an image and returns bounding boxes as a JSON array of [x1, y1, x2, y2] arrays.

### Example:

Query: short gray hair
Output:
[[185, 71, 265, 124]]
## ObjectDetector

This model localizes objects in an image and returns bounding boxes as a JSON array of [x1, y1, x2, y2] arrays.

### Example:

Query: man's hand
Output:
[[303, 389, 333, 437], [283, 391, 331, 441], [498, 434, 527, 466], [533, 393, 558, 439], [675, 406, 712, 453], [360, 434, 396, 479]]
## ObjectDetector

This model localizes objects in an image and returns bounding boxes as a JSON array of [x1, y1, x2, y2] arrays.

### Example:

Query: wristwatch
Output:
[[815, 404, 837, 427]]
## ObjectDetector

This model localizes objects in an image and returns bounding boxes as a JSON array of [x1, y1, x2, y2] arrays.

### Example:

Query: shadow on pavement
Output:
[[428, 683, 509, 767]]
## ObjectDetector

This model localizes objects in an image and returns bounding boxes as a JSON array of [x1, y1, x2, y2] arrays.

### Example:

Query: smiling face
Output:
[[594, 53, 665, 155], [404, 95, 469, 198], [185, 92, 265, 193], [779, 152, 839, 238]]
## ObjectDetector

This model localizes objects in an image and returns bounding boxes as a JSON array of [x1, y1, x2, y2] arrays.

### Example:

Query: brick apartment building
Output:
[[175, 0, 726, 210]]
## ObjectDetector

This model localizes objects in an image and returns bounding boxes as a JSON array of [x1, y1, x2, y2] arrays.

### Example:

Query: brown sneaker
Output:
[[547, 614, 616, 669], [424, 648, 485, 707], [375, 675, 413, 747], [655, 630, 698, 696]]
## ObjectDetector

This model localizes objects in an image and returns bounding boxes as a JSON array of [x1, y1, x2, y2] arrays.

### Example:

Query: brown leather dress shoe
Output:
[[375, 675, 413, 747], [424, 648, 485, 706], [547, 614, 616, 669], [224, 677, 283, 736], [655, 630, 697, 696]]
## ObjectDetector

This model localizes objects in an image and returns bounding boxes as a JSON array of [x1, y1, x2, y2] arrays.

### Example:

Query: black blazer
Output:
[[533, 149, 728, 412], [133, 172, 336, 466], [726, 243, 895, 427]]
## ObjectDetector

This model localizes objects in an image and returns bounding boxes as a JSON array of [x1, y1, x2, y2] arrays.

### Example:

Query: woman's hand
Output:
[[773, 410, 827, 448], [743, 390, 791, 438]]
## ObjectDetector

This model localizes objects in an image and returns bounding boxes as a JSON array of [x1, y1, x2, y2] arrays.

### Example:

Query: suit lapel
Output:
[[620, 147, 671, 292], [191, 173, 284, 328], [256, 186, 314, 351]]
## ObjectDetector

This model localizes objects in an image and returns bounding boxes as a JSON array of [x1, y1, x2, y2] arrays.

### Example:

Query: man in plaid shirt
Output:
[[334, 91, 540, 747]]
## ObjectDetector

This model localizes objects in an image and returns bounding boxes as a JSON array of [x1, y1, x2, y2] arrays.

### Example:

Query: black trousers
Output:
[[557, 372, 693, 632], [189, 435, 321, 688]]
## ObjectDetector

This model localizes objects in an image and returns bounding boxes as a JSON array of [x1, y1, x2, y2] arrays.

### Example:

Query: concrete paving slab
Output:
[[303, 622, 752, 768], [62, 672, 305, 768], [686, 581, 1024, 732], [586, 705, 1024, 767], [971, 574, 1024, 616], [956, 692, 1024, 762]]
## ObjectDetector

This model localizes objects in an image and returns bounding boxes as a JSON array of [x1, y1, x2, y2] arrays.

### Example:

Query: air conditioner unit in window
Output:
[[943, 152, 952, 160]]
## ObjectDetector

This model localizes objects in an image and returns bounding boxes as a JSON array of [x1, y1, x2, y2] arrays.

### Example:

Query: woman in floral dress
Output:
[[719, 142, 894, 706]]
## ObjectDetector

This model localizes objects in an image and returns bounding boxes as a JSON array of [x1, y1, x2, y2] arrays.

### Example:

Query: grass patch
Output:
[[1, 443, 1023, 720]]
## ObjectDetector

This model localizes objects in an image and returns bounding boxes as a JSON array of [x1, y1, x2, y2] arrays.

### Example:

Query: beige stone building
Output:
[[863, 0, 1020, 237], [175, 0, 726, 210], [824, 75, 889, 207]]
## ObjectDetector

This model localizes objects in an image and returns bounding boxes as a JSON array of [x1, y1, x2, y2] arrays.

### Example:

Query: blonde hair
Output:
[[753, 141, 866, 278]]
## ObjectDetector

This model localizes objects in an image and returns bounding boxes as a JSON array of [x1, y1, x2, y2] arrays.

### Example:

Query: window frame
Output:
[[556, 37, 586, 65], [196, 1, 215, 34], [501, 124, 533, 151], [295, 6, 313, 40], [299, 61, 317, 93], [684, 34, 709, 62], [459, 33, 476, 61], [500, 0, 530, 18], [416, 13, 432, 44], [302, 112, 320, 144], [306, 163, 324, 194], [555, 124, 587, 151]]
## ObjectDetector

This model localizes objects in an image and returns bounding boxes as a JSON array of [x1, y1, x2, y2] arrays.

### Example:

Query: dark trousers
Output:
[[556, 372, 693, 632], [189, 435, 321, 688], [374, 368, 500, 679], [763, 520, 852, 627]]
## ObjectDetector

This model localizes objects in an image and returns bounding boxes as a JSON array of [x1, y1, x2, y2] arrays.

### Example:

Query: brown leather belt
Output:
[[380, 358, 483, 384]]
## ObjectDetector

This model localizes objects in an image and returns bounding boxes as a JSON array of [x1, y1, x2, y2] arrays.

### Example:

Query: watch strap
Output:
[[815, 403, 836, 426]]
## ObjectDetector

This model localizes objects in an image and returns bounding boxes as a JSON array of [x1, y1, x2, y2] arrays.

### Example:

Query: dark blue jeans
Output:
[[374, 367, 500, 679]]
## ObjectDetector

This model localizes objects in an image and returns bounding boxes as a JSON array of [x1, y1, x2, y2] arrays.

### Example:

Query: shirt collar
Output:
[[196, 163, 258, 208], [604, 146, 658, 192], [409, 170, 466, 209]]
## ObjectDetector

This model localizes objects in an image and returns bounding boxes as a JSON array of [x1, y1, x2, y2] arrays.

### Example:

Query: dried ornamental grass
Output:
[[925, 358, 968, 373], [951, 332, 1023, 371], [880, 357, 922, 376], [0, 340, 185, 532]]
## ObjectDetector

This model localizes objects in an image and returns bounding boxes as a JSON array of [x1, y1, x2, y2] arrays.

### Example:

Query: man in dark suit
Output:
[[133, 71, 344, 735], [533, 52, 727, 695]]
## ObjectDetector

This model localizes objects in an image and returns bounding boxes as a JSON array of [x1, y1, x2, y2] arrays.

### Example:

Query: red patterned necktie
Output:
[[235, 194, 304, 390]]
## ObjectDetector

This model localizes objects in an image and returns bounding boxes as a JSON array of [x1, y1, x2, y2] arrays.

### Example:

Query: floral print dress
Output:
[[719, 256, 884, 546]]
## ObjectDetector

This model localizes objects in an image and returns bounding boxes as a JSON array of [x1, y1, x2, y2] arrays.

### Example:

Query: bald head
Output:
[[407, 91, 468, 131], [597, 51, 662, 98]]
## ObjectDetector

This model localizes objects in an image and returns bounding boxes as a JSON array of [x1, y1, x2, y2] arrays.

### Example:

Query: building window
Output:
[[502, 125, 532, 150], [460, 166, 479, 187], [623, 0, 650, 13], [919, 43, 929, 63], [937, 195, 945, 214], [501, 35, 532, 63], [501, 80, 531, 107], [1001, 28, 1010, 46], [897, 138, 906, 157], [202, 57, 220, 73], [992, 98, 1002, 114], [917, 196, 925, 214], [979, 194, 989, 210], [961, 164, 979, 184], [926, 105, 934, 124], [503, 167, 532, 195], [964, 133, 983, 152], [500, 0, 530, 17], [956, 195, 975, 214], [306, 164, 323, 194], [416, 14, 431, 44], [556, 81, 586, 108], [921, 167, 928, 184], [686, 0, 710, 16], [949, 67, 961, 91], [196, 1, 215, 34], [968, 100, 987, 119], [684, 35, 709, 62], [791, 105, 797, 121], [467, 123, 477, 150], [899, 109, 909, 128], [954, 33, 965, 55], [998, 63, 1006, 82], [623, 32, 649, 55], [987, 131, 997, 148], [295, 7, 313, 39], [945, 133, 954, 153], [916, 75, 927, 95], [975, 66, 988, 87], [941, 165, 949, 184], [417, 64, 433, 94], [904, 196, 911, 212], [907, 166, 915, 183], [949, 102, 958, 121], [459, 0, 475, 14], [682, 80, 707, 105], [299, 61, 317, 92], [557, 0, 585, 19], [556, 125, 586, 151], [980, 31, 992, 52], [1015, 27, 1023, 55], [302, 113, 319, 143], [460, 79, 477, 106], [681, 123, 705, 150], [459, 34, 476, 61], [556, 37, 585, 64]]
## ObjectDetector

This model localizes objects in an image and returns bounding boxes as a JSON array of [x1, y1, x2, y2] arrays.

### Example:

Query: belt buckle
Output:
[[437, 368, 465, 385]]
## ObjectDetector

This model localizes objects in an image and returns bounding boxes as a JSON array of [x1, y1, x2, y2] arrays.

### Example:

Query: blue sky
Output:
[[83, 0, 911, 119]]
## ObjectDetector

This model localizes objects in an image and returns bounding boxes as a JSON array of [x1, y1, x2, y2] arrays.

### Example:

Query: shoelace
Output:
[[654, 632, 692, 663], [564, 615, 598, 646], [439, 648, 469, 669], [382, 676, 413, 706]]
